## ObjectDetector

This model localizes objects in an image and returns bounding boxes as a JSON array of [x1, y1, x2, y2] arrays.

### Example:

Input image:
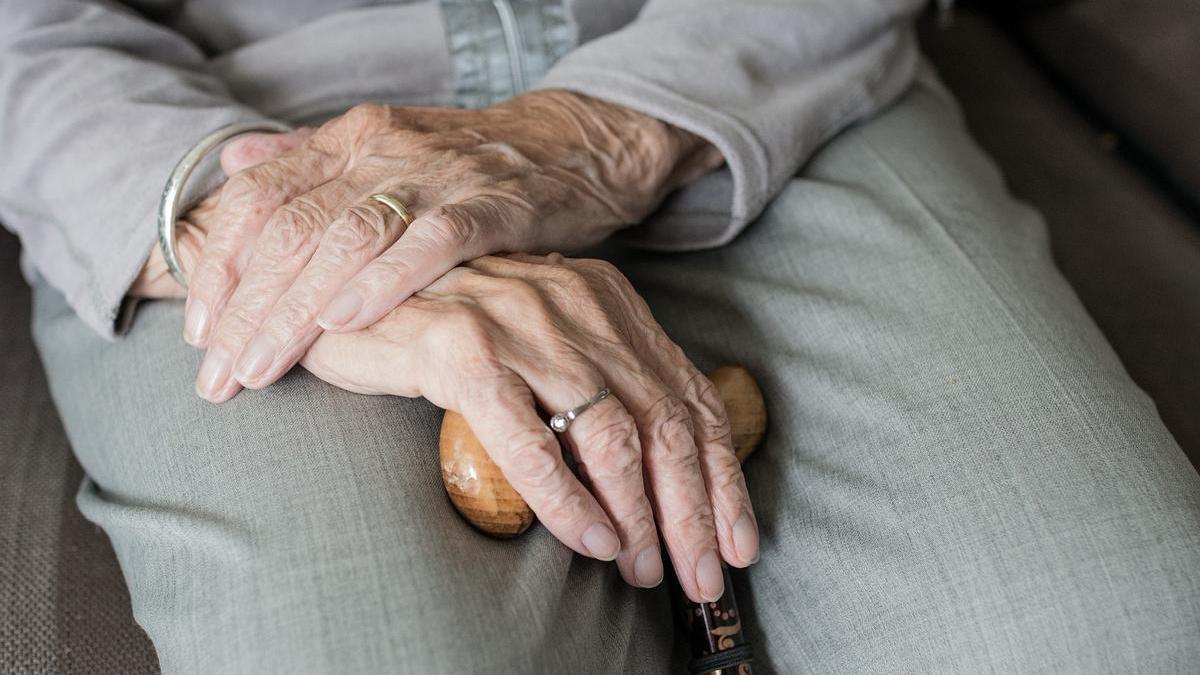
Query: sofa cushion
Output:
[[0, 231, 159, 674], [1015, 0, 1200, 207], [920, 11, 1200, 467]]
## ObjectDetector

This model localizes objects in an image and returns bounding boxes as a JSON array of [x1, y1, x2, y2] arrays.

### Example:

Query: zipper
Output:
[[491, 0, 529, 93]]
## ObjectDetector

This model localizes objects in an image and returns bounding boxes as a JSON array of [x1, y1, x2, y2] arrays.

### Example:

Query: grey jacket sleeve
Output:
[[0, 1, 271, 338], [537, 0, 926, 250]]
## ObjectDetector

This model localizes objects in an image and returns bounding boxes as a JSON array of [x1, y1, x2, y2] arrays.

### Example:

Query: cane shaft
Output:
[[685, 564, 753, 674]]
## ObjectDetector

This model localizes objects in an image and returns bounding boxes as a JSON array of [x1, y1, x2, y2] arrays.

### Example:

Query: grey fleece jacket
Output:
[[0, 0, 925, 338]]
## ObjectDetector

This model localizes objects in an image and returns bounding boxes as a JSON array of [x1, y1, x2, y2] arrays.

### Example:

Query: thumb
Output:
[[220, 127, 315, 176], [129, 220, 207, 300]]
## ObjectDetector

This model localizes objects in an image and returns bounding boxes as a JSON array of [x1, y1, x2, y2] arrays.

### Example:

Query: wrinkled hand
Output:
[[180, 91, 721, 403], [131, 128, 315, 299], [300, 253, 758, 602]]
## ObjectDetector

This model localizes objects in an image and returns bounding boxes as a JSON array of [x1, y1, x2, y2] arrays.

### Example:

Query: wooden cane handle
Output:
[[439, 365, 766, 537]]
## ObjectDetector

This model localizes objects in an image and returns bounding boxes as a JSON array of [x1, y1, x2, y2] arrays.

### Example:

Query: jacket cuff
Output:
[[75, 114, 271, 340], [534, 67, 770, 251]]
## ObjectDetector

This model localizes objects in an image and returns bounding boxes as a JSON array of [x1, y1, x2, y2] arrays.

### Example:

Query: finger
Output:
[[597, 357, 723, 603], [665, 359, 758, 568], [470, 256, 723, 600], [462, 371, 621, 562], [194, 169, 377, 402], [184, 135, 346, 347], [219, 128, 316, 175], [318, 195, 513, 332], [231, 187, 416, 388], [515, 348, 663, 589], [580, 260, 758, 569]]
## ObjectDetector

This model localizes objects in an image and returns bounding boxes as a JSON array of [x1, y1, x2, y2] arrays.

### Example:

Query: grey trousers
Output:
[[32, 83, 1200, 673]]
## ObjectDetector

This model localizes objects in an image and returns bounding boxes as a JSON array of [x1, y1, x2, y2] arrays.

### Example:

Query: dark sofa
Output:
[[2, 3, 1197, 671]]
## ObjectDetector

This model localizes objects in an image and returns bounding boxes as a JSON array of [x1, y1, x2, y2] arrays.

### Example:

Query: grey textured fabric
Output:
[[0, 0, 923, 339], [919, 12, 1200, 466], [30, 82, 1200, 673], [0, 231, 157, 674], [1015, 0, 1200, 209]]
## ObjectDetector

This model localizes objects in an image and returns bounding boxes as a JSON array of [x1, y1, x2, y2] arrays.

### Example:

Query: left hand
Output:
[[182, 90, 721, 403]]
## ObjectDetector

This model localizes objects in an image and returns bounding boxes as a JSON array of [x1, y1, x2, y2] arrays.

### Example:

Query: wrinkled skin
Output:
[[304, 253, 758, 602], [131, 94, 756, 602], [173, 90, 721, 404], [140, 232, 759, 604]]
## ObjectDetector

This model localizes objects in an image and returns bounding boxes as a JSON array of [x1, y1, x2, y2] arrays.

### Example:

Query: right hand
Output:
[[301, 254, 760, 603]]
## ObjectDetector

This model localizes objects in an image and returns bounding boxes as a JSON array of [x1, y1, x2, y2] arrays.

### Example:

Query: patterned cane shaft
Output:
[[685, 564, 753, 674]]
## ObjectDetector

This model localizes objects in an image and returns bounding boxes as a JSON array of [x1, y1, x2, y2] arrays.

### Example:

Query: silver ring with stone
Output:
[[549, 387, 611, 433], [157, 120, 294, 289]]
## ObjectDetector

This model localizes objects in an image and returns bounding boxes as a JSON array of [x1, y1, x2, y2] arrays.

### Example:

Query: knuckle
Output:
[[269, 298, 316, 334], [218, 303, 260, 334], [618, 505, 657, 539], [541, 263, 592, 298], [684, 372, 733, 445], [646, 395, 697, 466], [581, 416, 641, 481], [447, 305, 491, 341], [422, 205, 477, 250], [668, 504, 717, 539], [504, 431, 561, 489], [710, 455, 748, 500], [478, 142, 536, 173], [574, 257, 623, 282], [435, 306, 500, 363], [328, 206, 391, 253], [360, 255, 416, 293], [540, 488, 588, 527], [485, 280, 559, 335], [451, 152, 491, 178], [268, 199, 326, 257], [487, 276, 543, 310]]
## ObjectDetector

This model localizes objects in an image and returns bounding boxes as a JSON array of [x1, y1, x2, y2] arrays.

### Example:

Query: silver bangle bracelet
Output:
[[156, 120, 293, 289]]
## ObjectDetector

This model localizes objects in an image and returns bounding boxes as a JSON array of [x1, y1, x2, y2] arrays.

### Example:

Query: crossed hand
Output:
[[132, 91, 755, 602]]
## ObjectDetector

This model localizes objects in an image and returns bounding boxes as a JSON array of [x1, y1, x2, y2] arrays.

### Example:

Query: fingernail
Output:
[[318, 291, 363, 330], [695, 550, 725, 602], [733, 511, 760, 565], [634, 548, 664, 588], [233, 334, 277, 383], [184, 300, 210, 345], [581, 523, 620, 561], [196, 348, 232, 400]]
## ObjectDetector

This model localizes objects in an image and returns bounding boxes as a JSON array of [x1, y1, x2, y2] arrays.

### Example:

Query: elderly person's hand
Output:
[[180, 91, 722, 403], [299, 253, 758, 603], [130, 127, 315, 299], [131, 115, 756, 603]]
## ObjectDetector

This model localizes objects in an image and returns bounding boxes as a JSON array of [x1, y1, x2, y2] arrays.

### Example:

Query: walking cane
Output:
[[439, 366, 765, 674]]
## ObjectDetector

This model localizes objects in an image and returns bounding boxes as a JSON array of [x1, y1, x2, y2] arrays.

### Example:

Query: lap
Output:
[[611, 83, 1200, 671], [33, 82, 1200, 673], [33, 286, 675, 673]]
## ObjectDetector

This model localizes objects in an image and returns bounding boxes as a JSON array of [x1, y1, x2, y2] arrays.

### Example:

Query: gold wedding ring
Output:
[[369, 193, 416, 226]]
